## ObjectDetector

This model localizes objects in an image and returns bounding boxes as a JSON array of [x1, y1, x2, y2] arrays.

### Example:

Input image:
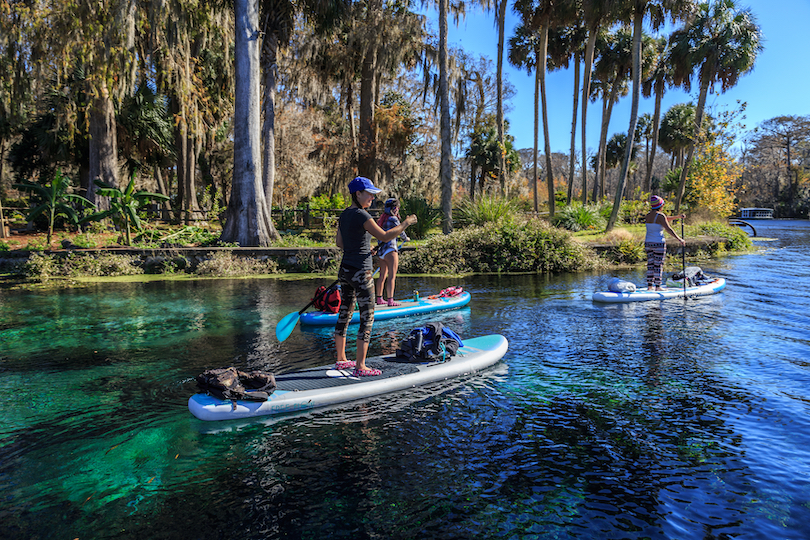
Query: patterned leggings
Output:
[[334, 264, 375, 343], [645, 242, 667, 288]]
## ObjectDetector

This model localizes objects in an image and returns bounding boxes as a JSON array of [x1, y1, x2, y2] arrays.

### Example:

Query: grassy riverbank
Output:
[[0, 218, 753, 287]]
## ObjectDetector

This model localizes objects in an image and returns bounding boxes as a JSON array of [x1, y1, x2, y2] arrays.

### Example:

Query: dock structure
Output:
[[739, 208, 773, 219]]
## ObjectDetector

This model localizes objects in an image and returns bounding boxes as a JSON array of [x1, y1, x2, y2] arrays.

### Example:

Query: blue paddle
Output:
[[275, 266, 382, 342]]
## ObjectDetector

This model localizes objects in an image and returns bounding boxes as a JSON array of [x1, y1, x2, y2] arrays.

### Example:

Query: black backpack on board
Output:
[[396, 322, 463, 362], [196, 367, 276, 402]]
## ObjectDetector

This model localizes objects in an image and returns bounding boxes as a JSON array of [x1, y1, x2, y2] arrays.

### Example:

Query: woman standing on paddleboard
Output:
[[645, 196, 685, 291], [375, 197, 410, 306], [335, 177, 417, 376]]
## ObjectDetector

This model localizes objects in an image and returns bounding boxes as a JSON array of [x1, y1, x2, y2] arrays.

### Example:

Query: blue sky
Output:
[[424, 0, 810, 155]]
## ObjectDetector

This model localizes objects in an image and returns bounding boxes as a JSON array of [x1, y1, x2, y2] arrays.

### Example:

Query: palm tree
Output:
[[221, 0, 276, 246], [641, 36, 672, 193], [496, 0, 508, 194], [510, 0, 577, 216], [636, 113, 654, 189], [580, 0, 627, 204], [592, 28, 632, 201], [607, 0, 695, 231], [546, 20, 588, 205], [669, 0, 762, 212], [658, 102, 696, 171]]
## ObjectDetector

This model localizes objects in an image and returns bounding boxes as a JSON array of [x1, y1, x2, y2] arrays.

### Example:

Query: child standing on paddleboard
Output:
[[375, 197, 410, 306], [645, 196, 685, 291], [335, 177, 417, 376]]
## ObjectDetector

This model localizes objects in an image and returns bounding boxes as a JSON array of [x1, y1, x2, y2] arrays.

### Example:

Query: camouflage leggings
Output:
[[334, 264, 376, 343]]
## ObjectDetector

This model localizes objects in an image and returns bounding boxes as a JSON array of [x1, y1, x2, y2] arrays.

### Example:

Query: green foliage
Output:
[[83, 172, 170, 245], [0, 241, 9, 252], [552, 203, 607, 232], [689, 221, 753, 251], [456, 195, 520, 228], [309, 193, 347, 211], [22, 252, 143, 281], [195, 251, 280, 277], [620, 197, 650, 224], [13, 170, 93, 245], [661, 168, 682, 195], [401, 197, 441, 239], [400, 218, 596, 274], [135, 225, 225, 247], [607, 240, 646, 264]]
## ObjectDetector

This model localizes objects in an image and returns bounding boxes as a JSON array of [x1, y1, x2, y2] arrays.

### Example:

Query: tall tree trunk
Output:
[[470, 162, 478, 201], [184, 134, 201, 224], [644, 77, 664, 192], [539, 25, 554, 218], [675, 75, 709, 212], [0, 139, 6, 238], [174, 116, 187, 223], [607, 12, 643, 231], [496, 0, 506, 194], [154, 166, 172, 221], [532, 45, 540, 213], [221, 0, 274, 246], [347, 82, 358, 167], [358, 41, 378, 180], [260, 31, 281, 240], [439, 0, 453, 233], [87, 82, 118, 211], [567, 52, 580, 205], [593, 95, 606, 202], [580, 29, 598, 204]]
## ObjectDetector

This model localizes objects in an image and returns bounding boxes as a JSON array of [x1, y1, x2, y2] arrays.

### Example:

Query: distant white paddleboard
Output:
[[592, 278, 726, 303]]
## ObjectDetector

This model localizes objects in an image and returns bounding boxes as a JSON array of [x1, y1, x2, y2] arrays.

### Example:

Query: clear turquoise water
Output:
[[1, 220, 809, 539]]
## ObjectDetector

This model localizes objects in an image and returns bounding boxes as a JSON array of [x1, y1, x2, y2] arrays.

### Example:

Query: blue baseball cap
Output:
[[348, 176, 382, 194]]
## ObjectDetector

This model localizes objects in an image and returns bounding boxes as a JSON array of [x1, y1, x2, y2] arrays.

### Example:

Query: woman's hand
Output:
[[404, 214, 418, 227]]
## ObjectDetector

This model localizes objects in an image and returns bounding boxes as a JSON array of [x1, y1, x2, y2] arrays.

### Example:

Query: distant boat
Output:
[[739, 207, 773, 219]]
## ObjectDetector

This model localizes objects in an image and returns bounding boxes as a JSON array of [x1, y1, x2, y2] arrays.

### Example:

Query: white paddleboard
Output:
[[592, 278, 726, 303], [189, 334, 508, 421]]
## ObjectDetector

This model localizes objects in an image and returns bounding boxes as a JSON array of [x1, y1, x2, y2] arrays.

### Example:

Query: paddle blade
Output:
[[275, 311, 301, 342]]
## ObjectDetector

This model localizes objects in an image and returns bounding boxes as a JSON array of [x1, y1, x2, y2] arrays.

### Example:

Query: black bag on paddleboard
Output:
[[396, 322, 463, 362], [196, 367, 276, 402], [671, 266, 708, 287]]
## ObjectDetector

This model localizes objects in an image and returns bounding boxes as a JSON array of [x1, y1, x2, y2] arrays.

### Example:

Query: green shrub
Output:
[[607, 240, 646, 264], [552, 203, 607, 232], [620, 197, 650, 224], [400, 218, 596, 274], [455, 195, 519, 228], [63, 253, 144, 277], [401, 197, 441, 239], [23, 252, 60, 281], [23, 252, 144, 280], [309, 193, 347, 211], [0, 241, 9, 252], [689, 221, 753, 251], [195, 251, 280, 277]]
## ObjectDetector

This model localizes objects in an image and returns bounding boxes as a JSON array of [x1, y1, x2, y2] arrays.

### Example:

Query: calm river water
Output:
[[1, 220, 809, 539]]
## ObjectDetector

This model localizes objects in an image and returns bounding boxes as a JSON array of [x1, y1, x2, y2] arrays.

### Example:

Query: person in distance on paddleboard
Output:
[[374, 197, 410, 307], [335, 177, 417, 377], [645, 195, 685, 291]]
